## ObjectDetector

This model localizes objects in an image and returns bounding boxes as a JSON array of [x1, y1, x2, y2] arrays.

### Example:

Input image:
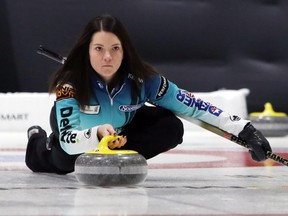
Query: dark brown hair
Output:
[[49, 14, 157, 106]]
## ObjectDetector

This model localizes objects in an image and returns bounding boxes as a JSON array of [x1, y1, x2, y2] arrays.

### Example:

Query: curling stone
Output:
[[74, 135, 148, 186], [249, 102, 288, 137]]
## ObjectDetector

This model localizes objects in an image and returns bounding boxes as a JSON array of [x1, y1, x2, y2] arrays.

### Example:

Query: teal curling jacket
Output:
[[55, 72, 250, 155]]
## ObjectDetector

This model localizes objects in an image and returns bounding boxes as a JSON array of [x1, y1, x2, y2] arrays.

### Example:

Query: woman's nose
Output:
[[103, 51, 112, 61]]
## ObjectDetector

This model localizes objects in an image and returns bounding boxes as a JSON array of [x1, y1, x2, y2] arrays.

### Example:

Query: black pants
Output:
[[25, 105, 184, 174]]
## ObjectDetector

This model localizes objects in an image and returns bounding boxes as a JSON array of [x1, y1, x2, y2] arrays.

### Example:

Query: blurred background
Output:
[[1, 0, 288, 113]]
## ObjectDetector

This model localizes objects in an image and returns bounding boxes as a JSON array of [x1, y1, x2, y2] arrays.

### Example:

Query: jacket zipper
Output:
[[106, 83, 125, 126]]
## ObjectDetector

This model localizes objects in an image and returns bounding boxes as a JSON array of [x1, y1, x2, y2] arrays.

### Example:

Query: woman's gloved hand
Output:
[[238, 123, 272, 161], [97, 124, 127, 149]]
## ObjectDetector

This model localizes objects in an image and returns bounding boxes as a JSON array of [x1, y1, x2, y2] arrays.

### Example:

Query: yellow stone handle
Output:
[[86, 135, 138, 155], [97, 135, 121, 152], [250, 102, 287, 117]]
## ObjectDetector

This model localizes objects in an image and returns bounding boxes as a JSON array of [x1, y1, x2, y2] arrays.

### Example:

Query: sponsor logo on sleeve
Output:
[[230, 115, 241, 121], [208, 106, 223, 116], [84, 129, 92, 139], [56, 83, 76, 100], [176, 90, 223, 116], [156, 76, 169, 99], [59, 106, 78, 144]]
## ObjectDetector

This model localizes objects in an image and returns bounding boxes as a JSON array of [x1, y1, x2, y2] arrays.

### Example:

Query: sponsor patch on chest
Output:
[[80, 105, 100, 114], [119, 104, 142, 112]]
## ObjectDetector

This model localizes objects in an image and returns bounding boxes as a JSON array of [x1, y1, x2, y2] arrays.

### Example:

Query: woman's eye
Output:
[[95, 47, 103, 51], [112, 46, 120, 51]]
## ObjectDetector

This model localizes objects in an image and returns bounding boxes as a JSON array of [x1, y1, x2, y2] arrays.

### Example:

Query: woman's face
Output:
[[89, 31, 123, 83]]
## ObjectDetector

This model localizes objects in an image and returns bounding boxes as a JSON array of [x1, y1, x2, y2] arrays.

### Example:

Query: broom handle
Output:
[[179, 115, 288, 166]]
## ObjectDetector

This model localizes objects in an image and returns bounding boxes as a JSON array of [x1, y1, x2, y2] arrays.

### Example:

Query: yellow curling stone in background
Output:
[[74, 135, 148, 187], [249, 102, 288, 137]]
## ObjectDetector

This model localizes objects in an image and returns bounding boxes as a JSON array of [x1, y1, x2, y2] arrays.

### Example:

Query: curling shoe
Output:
[[27, 125, 47, 140]]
